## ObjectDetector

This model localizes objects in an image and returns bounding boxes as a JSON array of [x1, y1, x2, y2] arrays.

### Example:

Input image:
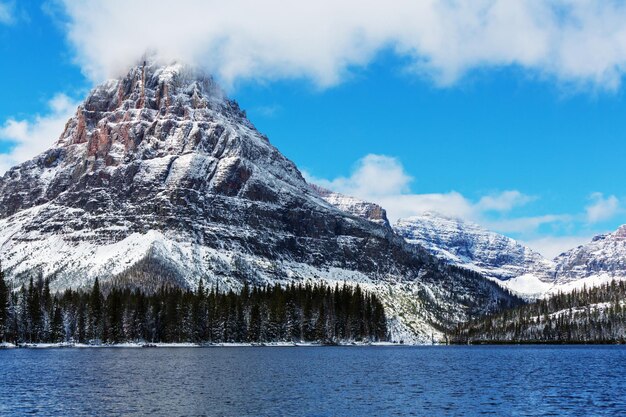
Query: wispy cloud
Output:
[[305, 153, 535, 225], [477, 191, 536, 213], [305, 153, 620, 257], [253, 105, 282, 118], [58, 0, 626, 90], [484, 215, 572, 235], [0, 94, 79, 174], [311, 155, 412, 200], [586, 192, 620, 223], [0, 2, 13, 25], [521, 235, 595, 259]]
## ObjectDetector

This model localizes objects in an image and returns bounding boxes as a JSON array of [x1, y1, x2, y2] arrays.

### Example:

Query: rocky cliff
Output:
[[554, 225, 626, 284], [0, 62, 519, 343], [394, 213, 626, 299], [394, 213, 554, 281]]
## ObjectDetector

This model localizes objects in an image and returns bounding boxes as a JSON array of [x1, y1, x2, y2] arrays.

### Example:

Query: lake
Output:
[[1, 345, 624, 416]]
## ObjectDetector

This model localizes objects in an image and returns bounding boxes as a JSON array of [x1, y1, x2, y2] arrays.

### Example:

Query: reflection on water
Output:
[[1, 346, 625, 416]]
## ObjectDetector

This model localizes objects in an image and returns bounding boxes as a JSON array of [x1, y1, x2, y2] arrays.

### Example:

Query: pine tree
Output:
[[249, 303, 261, 342], [76, 295, 87, 343], [41, 278, 53, 342], [10, 291, 19, 345], [43, 278, 52, 314], [89, 278, 103, 342], [192, 280, 206, 342], [235, 300, 247, 342], [315, 303, 327, 342], [106, 289, 124, 343], [0, 263, 9, 342], [50, 304, 64, 343], [27, 277, 43, 342]]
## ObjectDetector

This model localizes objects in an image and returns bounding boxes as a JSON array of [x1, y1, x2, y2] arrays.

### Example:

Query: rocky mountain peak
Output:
[[55, 61, 254, 159], [0, 62, 520, 343], [0, 61, 307, 219], [612, 225, 626, 240], [394, 213, 554, 282], [554, 224, 626, 283], [309, 184, 390, 227]]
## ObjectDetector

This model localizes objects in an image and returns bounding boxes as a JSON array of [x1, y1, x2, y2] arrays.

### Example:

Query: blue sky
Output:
[[1, 1, 626, 257]]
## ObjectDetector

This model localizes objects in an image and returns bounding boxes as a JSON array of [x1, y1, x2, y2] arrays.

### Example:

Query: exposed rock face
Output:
[[0, 62, 519, 343], [394, 213, 626, 299], [555, 225, 626, 283], [310, 185, 390, 228], [394, 213, 554, 282]]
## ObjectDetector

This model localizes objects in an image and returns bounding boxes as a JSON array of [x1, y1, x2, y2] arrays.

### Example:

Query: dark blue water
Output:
[[0, 346, 624, 416]]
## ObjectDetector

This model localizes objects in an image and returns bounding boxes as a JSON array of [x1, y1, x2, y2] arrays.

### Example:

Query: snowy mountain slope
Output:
[[393, 213, 555, 299], [394, 213, 554, 282], [0, 61, 519, 343], [310, 185, 390, 227], [498, 227, 626, 300], [394, 213, 626, 299], [554, 225, 626, 285]]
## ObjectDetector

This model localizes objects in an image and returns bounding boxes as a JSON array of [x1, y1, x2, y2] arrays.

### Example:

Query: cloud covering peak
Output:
[[59, 0, 626, 89]]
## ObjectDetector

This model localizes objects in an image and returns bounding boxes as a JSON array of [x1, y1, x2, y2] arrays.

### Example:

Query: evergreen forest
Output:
[[452, 280, 626, 344], [0, 267, 388, 345]]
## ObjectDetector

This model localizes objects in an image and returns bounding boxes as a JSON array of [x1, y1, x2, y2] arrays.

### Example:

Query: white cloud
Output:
[[313, 154, 412, 198], [0, 2, 13, 24], [375, 192, 475, 222], [484, 214, 572, 234], [477, 191, 535, 212], [585, 192, 620, 223], [521, 235, 594, 259], [308, 154, 624, 258], [0, 94, 79, 174], [253, 105, 282, 118], [306, 153, 534, 225], [58, 0, 626, 89]]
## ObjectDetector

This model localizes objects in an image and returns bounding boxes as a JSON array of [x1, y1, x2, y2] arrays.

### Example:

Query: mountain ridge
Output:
[[0, 61, 520, 343], [393, 212, 626, 299]]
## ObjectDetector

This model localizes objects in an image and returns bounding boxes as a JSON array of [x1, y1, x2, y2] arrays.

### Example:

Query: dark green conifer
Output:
[[89, 278, 103, 341]]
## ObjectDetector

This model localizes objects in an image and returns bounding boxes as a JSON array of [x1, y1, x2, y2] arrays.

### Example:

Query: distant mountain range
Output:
[[0, 62, 519, 344], [393, 213, 626, 299], [2, 61, 622, 343]]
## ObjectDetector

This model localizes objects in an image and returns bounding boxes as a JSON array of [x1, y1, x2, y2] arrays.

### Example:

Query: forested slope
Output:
[[452, 281, 626, 344]]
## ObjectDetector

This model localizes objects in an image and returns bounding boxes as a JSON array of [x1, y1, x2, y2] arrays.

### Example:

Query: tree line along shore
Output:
[[451, 280, 626, 344], [0, 267, 388, 346]]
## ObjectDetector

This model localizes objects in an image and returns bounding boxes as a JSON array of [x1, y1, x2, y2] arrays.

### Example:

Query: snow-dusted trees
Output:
[[453, 280, 626, 344], [89, 278, 103, 341], [0, 278, 388, 345], [0, 263, 8, 341]]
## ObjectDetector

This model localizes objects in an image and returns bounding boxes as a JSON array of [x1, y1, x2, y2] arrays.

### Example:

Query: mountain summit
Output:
[[0, 62, 518, 342], [395, 212, 626, 299], [395, 213, 555, 282]]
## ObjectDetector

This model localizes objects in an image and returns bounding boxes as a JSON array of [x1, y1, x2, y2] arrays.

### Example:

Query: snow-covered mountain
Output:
[[310, 185, 390, 228], [394, 213, 554, 281], [394, 213, 626, 299], [553, 225, 626, 287], [0, 61, 519, 343]]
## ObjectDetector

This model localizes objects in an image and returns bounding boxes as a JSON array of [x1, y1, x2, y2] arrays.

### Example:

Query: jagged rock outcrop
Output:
[[310, 185, 390, 228], [394, 213, 554, 282], [394, 212, 626, 299], [0, 61, 519, 343], [555, 225, 626, 283]]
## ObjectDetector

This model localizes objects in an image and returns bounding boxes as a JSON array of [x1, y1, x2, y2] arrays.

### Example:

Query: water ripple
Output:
[[0, 345, 624, 416]]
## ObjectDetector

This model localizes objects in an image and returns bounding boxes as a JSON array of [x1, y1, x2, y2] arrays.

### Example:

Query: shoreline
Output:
[[2, 342, 625, 349], [450, 340, 626, 346], [0, 341, 400, 349]]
